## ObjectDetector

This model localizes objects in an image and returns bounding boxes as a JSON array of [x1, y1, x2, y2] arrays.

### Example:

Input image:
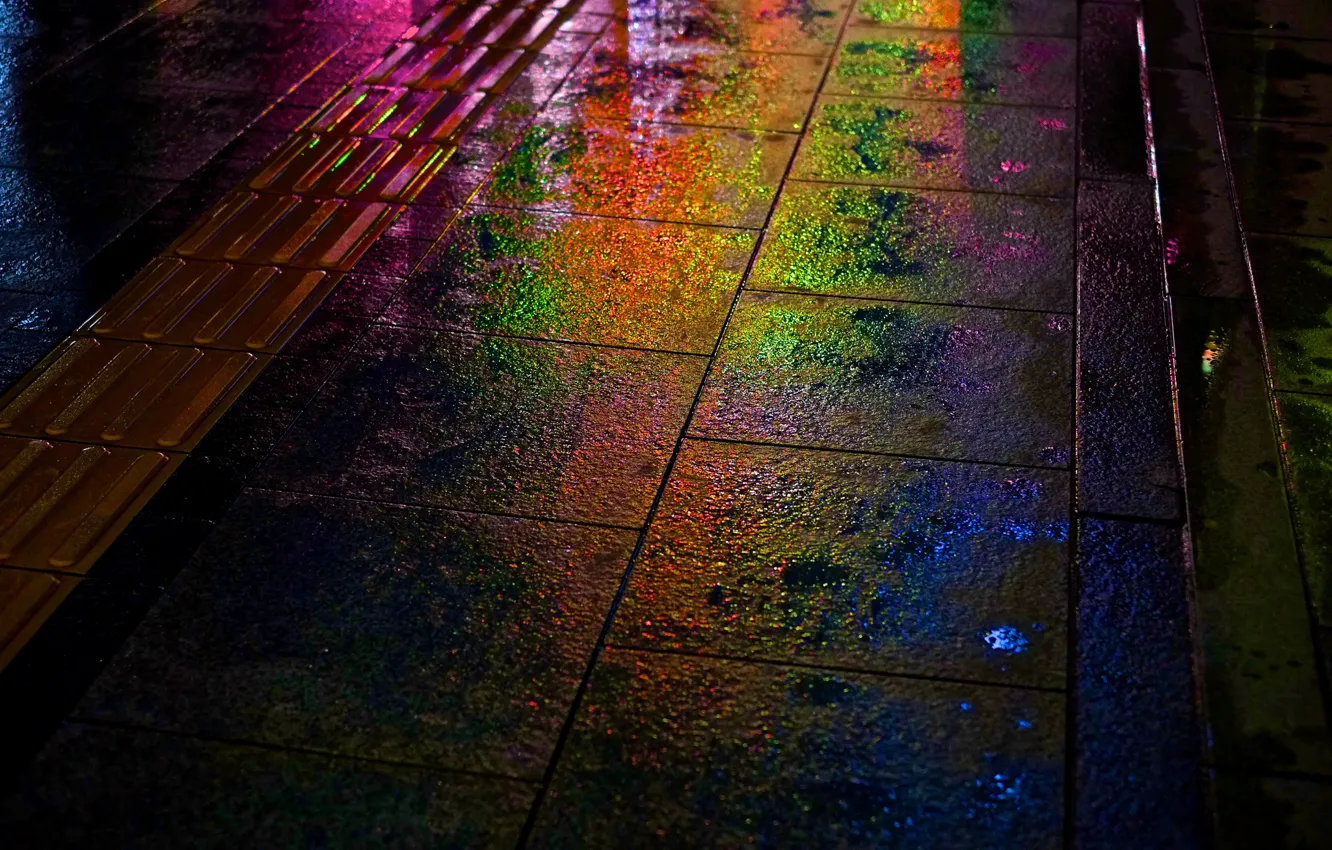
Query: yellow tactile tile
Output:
[[248, 134, 448, 203], [0, 567, 78, 668], [413, 1, 564, 49], [80, 258, 341, 353], [172, 192, 399, 270], [358, 42, 524, 92], [0, 337, 267, 452], [308, 85, 490, 142], [0, 437, 179, 574]]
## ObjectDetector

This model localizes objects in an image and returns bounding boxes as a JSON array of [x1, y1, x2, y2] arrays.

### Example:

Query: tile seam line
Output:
[[512, 5, 864, 845], [1191, 0, 1332, 753], [542, 112, 807, 135], [813, 92, 1078, 111], [1275, 387, 1332, 399], [832, 23, 1079, 40], [17, 0, 178, 93], [1062, 0, 1085, 842], [564, 91, 1082, 128], [364, 323, 714, 359], [1244, 228, 1332, 241], [461, 201, 765, 231], [240, 483, 644, 532], [0, 0, 584, 672], [464, 200, 769, 230], [60, 715, 543, 786], [546, 93, 1078, 137], [477, 182, 1071, 218], [0, 562, 96, 582], [376, 295, 1075, 349], [479, 179, 1076, 205], [604, 642, 1068, 694], [816, 89, 1077, 109], [684, 434, 1073, 473], [789, 174, 1076, 199], [245, 438, 1074, 526], [740, 286, 1076, 316]]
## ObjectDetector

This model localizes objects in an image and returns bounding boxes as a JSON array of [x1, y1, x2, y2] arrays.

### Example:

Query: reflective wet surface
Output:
[[0, 0, 1305, 845], [1151, 0, 1332, 844]]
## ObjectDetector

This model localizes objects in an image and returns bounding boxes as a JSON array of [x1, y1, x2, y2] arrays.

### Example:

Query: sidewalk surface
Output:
[[0, 0, 1320, 846]]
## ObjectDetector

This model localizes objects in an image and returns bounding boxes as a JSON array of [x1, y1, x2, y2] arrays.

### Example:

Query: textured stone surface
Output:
[[79, 490, 634, 778], [531, 649, 1065, 848], [0, 722, 535, 848], [615, 439, 1069, 687], [695, 291, 1073, 466], [1077, 181, 1182, 520], [1076, 518, 1203, 849]]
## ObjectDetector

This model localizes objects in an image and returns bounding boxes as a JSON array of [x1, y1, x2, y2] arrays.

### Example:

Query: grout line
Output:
[[786, 173, 1077, 199], [18, 0, 176, 94], [606, 642, 1069, 694], [64, 715, 543, 786], [836, 21, 1080, 41], [463, 199, 766, 230], [1064, 0, 1085, 842], [471, 178, 1077, 221], [685, 433, 1073, 473], [514, 5, 863, 844], [0, 562, 92, 581], [740, 285, 1076, 316], [1244, 228, 1332, 241], [1275, 386, 1332, 399], [243, 483, 644, 532], [367, 321, 714, 359], [448, 200, 766, 231]]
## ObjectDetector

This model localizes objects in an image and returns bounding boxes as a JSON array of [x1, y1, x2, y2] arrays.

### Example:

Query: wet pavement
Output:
[[0, 0, 1320, 846], [1147, 0, 1332, 843]]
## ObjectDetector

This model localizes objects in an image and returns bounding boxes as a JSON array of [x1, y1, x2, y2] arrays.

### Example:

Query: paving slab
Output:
[[530, 648, 1065, 848]]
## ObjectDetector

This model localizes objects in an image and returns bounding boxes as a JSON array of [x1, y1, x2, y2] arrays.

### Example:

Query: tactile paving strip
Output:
[[308, 85, 489, 141], [0, 437, 180, 573], [0, 337, 266, 451], [0, 0, 587, 668], [81, 258, 339, 353], [172, 193, 399, 269], [358, 43, 525, 91], [410, 0, 570, 48], [247, 135, 447, 202]]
